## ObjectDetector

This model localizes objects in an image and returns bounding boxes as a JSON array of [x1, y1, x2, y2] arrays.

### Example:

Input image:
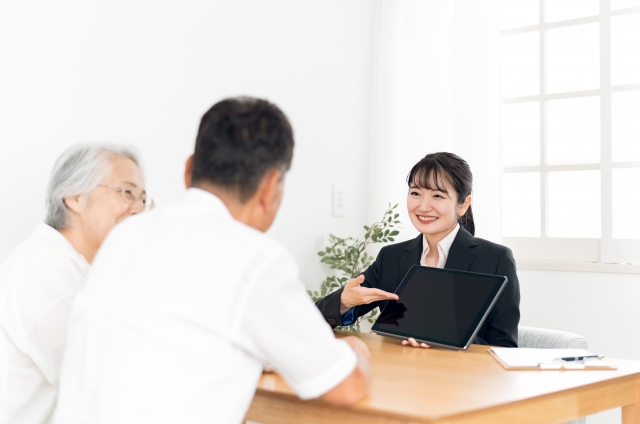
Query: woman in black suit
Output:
[[315, 152, 520, 347]]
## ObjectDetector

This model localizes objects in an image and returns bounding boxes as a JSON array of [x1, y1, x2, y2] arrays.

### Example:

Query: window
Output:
[[499, 0, 640, 265]]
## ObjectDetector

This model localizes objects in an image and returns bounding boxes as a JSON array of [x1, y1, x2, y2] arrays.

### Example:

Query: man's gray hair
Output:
[[45, 142, 141, 230]]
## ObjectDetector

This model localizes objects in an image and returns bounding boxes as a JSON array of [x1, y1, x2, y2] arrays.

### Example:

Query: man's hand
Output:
[[341, 336, 371, 362], [401, 338, 432, 349], [339, 275, 399, 315]]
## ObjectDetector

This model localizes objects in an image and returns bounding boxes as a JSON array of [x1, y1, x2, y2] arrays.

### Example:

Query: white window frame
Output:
[[501, 0, 640, 268]]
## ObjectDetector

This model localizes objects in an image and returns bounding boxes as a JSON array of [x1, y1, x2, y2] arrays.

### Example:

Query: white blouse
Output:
[[0, 223, 90, 424], [420, 224, 460, 269]]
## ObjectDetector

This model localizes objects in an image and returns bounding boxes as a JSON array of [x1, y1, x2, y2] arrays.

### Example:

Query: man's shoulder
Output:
[[239, 227, 292, 265], [108, 205, 291, 264]]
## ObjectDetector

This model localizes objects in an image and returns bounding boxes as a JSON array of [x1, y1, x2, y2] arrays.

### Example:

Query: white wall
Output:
[[520, 270, 640, 359], [0, 0, 376, 289], [2, 3, 637, 423]]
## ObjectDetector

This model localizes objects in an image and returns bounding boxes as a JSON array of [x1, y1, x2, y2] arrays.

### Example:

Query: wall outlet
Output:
[[332, 184, 346, 217]]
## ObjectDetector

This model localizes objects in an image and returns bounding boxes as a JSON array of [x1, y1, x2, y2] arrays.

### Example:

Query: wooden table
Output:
[[246, 331, 640, 424]]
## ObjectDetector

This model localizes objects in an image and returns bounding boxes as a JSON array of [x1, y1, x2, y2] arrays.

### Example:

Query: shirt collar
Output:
[[421, 223, 461, 261], [184, 187, 234, 220]]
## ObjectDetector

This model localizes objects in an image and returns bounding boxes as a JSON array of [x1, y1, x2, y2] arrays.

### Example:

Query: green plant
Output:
[[308, 204, 402, 332]]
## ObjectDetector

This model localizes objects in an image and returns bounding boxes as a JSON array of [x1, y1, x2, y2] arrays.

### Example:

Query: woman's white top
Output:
[[53, 188, 357, 424], [0, 223, 90, 424], [420, 224, 460, 268]]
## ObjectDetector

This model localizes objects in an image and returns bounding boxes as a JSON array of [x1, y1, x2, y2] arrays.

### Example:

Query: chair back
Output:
[[518, 326, 588, 349]]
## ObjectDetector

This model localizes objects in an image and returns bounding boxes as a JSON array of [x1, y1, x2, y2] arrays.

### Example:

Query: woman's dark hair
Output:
[[406, 152, 475, 235], [191, 96, 294, 202]]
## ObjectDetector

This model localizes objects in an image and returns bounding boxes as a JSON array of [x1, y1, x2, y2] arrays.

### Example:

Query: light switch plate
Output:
[[332, 184, 346, 217]]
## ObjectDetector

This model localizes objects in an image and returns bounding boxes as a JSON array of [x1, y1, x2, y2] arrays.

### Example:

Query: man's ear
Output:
[[184, 155, 194, 188], [258, 169, 283, 213], [458, 195, 472, 216]]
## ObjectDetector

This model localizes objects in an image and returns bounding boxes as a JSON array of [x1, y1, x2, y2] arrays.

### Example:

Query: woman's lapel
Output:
[[444, 227, 478, 271], [400, 234, 423, 277], [399, 227, 479, 275]]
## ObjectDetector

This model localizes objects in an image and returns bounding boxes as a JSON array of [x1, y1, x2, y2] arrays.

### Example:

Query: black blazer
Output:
[[315, 227, 520, 347]]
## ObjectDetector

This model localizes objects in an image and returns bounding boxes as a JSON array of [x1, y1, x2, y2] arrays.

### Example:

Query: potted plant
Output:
[[308, 204, 402, 331]]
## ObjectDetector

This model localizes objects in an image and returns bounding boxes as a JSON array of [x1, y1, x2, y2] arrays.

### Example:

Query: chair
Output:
[[518, 326, 588, 424], [518, 326, 588, 350]]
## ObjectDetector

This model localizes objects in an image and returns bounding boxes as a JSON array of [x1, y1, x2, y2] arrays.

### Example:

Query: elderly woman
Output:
[[0, 143, 151, 424]]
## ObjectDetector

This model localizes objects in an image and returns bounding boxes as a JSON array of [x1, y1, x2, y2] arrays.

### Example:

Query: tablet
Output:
[[371, 265, 508, 350]]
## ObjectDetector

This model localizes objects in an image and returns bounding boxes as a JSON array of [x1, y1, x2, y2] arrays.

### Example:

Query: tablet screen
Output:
[[371, 266, 507, 349]]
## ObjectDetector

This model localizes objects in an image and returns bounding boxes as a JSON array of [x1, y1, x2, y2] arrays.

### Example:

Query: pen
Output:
[[553, 355, 603, 362]]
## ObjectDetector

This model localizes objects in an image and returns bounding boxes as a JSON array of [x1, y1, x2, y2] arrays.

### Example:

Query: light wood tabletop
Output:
[[246, 330, 640, 424]]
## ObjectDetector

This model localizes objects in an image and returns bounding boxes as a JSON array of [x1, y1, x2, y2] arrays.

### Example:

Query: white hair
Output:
[[45, 142, 141, 230]]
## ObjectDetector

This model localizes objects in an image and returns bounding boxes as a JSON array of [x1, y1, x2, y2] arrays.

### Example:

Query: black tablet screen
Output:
[[371, 266, 506, 348]]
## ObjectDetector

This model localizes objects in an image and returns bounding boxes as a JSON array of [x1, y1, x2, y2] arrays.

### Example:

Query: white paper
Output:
[[491, 348, 601, 367]]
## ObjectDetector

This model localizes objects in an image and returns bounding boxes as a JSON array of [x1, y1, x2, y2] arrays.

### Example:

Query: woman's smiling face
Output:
[[406, 173, 471, 239]]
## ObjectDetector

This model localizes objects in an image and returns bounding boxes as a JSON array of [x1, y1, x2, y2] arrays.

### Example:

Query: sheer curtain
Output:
[[367, 0, 502, 243]]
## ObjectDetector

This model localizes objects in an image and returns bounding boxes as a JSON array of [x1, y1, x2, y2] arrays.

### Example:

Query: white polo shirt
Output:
[[54, 188, 357, 424], [0, 223, 91, 424]]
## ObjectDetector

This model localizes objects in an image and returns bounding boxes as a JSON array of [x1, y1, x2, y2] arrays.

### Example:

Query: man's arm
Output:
[[319, 336, 371, 405], [240, 250, 371, 403]]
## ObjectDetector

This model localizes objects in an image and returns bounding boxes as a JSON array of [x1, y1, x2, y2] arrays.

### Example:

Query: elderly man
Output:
[[0, 143, 151, 424], [54, 97, 370, 424]]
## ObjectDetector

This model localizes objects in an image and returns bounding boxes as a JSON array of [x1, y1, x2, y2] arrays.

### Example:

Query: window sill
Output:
[[517, 260, 640, 275]]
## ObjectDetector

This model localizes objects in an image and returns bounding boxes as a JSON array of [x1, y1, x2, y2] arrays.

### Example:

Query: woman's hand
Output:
[[339, 275, 399, 315], [401, 338, 432, 349]]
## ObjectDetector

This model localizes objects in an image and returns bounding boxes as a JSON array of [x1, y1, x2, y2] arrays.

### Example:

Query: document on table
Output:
[[489, 348, 617, 370]]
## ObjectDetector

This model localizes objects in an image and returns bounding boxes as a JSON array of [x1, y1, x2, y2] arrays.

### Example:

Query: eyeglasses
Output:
[[98, 184, 155, 211]]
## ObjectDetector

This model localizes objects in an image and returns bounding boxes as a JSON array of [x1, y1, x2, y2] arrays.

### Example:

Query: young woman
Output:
[[315, 152, 520, 347]]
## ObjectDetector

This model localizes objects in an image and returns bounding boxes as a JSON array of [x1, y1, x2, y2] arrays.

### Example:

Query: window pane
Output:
[[613, 168, 640, 239], [548, 170, 601, 238], [547, 96, 600, 164], [611, 0, 640, 10], [502, 102, 540, 166], [547, 23, 600, 93], [502, 172, 541, 237], [612, 90, 640, 162], [500, 32, 539, 98], [498, 0, 538, 30], [611, 13, 640, 86], [546, 0, 599, 23]]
